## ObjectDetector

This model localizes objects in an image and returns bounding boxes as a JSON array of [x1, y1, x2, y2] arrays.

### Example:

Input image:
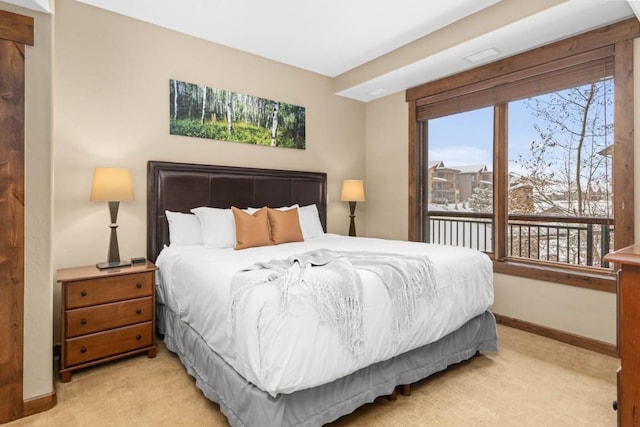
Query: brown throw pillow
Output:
[[231, 206, 272, 250], [268, 207, 304, 245]]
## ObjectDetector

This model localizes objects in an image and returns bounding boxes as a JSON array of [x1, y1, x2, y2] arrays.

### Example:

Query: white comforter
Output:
[[155, 234, 494, 396]]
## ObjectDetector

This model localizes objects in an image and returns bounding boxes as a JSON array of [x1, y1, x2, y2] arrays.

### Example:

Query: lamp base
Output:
[[348, 201, 357, 237], [96, 260, 131, 270]]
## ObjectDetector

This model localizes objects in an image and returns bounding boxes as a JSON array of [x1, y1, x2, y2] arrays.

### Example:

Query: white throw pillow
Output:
[[298, 204, 325, 239], [245, 204, 298, 214], [165, 211, 203, 246], [191, 207, 236, 249]]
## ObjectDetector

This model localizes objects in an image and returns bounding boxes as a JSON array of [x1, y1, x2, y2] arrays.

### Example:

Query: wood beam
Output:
[[0, 9, 33, 424]]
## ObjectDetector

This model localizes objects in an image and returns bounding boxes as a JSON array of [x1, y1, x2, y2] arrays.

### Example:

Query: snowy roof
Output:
[[455, 164, 488, 174], [509, 183, 532, 190]]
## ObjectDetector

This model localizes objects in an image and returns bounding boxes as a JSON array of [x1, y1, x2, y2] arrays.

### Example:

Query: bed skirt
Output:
[[157, 304, 498, 427]]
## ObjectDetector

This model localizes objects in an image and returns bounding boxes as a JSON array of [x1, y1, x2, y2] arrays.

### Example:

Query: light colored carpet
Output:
[[8, 325, 618, 426]]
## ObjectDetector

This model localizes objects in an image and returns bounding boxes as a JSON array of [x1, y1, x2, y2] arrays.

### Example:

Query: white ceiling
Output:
[[12, 0, 640, 101], [76, 0, 503, 77]]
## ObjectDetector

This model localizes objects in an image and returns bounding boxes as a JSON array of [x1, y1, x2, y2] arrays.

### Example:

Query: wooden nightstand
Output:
[[57, 261, 158, 383], [604, 245, 640, 426]]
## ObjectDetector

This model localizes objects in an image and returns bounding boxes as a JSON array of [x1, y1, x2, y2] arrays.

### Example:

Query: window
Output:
[[507, 81, 613, 268], [407, 19, 637, 291], [427, 107, 494, 253]]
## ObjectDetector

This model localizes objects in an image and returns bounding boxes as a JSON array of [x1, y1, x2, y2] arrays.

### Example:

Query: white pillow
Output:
[[165, 211, 203, 246], [246, 204, 298, 214], [298, 204, 325, 239], [191, 207, 236, 249]]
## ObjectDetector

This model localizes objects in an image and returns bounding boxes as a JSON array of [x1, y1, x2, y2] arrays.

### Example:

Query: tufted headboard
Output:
[[147, 161, 327, 262]]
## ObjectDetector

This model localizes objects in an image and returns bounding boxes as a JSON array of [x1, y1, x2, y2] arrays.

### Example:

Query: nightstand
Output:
[[604, 245, 640, 426], [57, 261, 158, 383]]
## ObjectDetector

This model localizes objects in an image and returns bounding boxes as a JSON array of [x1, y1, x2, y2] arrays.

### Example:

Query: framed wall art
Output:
[[170, 79, 306, 149]]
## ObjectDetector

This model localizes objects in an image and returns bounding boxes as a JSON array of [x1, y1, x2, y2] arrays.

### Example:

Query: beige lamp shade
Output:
[[90, 168, 134, 202], [340, 180, 365, 202]]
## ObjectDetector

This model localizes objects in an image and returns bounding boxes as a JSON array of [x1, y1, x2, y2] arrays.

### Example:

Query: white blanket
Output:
[[155, 234, 494, 396], [229, 249, 436, 357]]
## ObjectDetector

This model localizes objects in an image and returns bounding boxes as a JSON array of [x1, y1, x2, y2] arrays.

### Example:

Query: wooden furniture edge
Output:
[[605, 243, 640, 426], [604, 243, 640, 266], [494, 313, 617, 357], [56, 261, 158, 283], [59, 345, 157, 383]]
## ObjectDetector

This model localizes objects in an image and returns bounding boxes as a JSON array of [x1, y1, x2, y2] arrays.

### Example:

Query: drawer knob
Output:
[[80, 347, 87, 354], [136, 308, 142, 315], [80, 290, 87, 297], [80, 318, 87, 325], [613, 400, 618, 411], [136, 282, 142, 289], [136, 334, 142, 340]]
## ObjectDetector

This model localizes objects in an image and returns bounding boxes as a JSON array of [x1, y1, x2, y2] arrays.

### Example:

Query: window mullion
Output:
[[494, 104, 508, 260], [613, 38, 634, 250]]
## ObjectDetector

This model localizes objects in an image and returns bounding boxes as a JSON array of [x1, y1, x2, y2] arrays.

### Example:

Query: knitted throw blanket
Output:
[[228, 249, 436, 356]]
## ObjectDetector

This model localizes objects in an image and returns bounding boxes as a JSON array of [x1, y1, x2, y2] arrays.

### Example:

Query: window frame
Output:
[[406, 19, 639, 293]]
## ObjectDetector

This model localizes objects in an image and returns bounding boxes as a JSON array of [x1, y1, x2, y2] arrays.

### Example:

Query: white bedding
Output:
[[155, 234, 494, 396]]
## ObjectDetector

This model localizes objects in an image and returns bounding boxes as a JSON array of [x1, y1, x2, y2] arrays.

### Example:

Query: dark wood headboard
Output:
[[147, 161, 327, 262]]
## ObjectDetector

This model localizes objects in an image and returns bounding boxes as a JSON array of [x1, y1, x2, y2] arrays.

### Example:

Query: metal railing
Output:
[[427, 211, 614, 269]]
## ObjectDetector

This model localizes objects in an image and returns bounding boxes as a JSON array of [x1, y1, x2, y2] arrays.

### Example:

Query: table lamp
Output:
[[90, 167, 134, 269], [340, 179, 365, 237]]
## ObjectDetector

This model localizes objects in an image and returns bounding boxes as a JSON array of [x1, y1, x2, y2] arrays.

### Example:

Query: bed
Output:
[[147, 160, 498, 426]]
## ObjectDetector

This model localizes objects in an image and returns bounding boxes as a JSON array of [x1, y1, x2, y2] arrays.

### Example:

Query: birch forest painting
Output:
[[170, 79, 306, 149]]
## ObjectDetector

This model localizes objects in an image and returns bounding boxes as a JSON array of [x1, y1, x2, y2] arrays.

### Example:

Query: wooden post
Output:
[[0, 9, 33, 424]]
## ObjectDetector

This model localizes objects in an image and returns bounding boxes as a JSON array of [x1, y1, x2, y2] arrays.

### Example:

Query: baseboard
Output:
[[494, 313, 618, 358], [22, 390, 56, 417], [22, 345, 60, 418]]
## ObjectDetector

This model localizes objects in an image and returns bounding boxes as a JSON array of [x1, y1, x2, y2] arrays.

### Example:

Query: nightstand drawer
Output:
[[65, 322, 153, 367], [65, 273, 153, 309], [65, 297, 153, 338]]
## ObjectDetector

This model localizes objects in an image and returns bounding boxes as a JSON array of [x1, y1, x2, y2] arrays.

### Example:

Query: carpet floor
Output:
[[8, 325, 618, 426]]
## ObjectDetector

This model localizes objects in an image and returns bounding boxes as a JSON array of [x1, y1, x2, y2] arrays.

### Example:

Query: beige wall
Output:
[[52, 0, 366, 339], [0, 1, 54, 400], [364, 92, 408, 240], [364, 42, 640, 347], [24, 5, 54, 399], [492, 274, 616, 343]]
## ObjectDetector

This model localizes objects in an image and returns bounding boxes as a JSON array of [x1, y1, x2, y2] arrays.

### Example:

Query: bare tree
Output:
[[200, 85, 207, 125], [226, 90, 234, 134], [516, 80, 613, 217], [513, 80, 613, 266], [270, 101, 279, 146], [173, 79, 178, 120], [294, 106, 304, 149]]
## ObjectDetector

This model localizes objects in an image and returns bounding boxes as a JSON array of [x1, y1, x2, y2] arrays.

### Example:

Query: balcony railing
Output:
[[427, 211, 614, 269]]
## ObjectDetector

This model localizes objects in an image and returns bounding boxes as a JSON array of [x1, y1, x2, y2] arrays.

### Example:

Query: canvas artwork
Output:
[[170, 79, 306, 149]]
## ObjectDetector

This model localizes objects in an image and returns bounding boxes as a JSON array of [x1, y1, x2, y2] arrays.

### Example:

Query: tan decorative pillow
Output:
[[231, 206, 272, 250], [268, 207, 304, 245]]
